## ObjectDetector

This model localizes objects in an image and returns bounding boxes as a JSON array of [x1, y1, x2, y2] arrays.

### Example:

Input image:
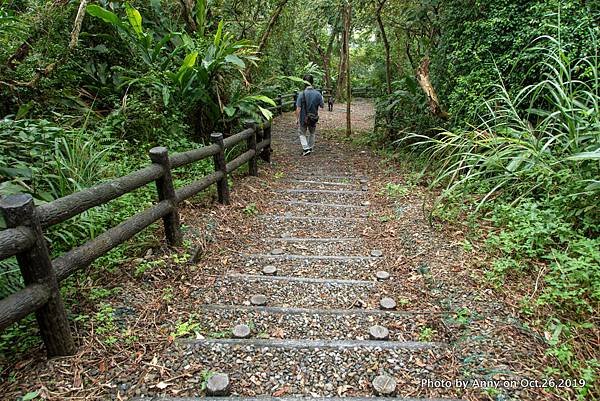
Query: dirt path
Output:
[[2, 100, 557, 401]]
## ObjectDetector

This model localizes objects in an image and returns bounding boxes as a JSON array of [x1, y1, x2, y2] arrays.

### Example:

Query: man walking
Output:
[[295, 74, 324, 156]]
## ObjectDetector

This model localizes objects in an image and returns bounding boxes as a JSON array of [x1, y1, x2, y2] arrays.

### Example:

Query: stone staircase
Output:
[[131, 124, 464, 401]]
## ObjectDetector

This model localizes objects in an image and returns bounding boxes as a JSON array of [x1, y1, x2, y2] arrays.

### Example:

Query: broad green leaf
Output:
[[124, 3, 143, 38], [195, 0, 206, 36], [176, 52, 198, 83], [224, 54, 245, 69], [0, 166, 33, 178], [214, 20, 224, 46], [258, 106, 273, 121], [16, 102, 33, 120], [247, 95, 276, 106], [223, 106, 236, 117], [21, 391, 39, 401], [162, 86, 170, 107], [86, 5, 123, 28], [282, 75, 307, 84]]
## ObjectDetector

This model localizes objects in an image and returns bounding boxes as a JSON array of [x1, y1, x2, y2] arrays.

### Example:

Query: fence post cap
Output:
[[0, 194, 34, 226], [211, 132, 224, 140], [0, 193, 34, 210], [149, 146, 168, 155]]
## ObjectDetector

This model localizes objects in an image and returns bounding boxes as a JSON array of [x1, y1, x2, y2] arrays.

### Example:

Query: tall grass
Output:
[[402, 34, 600, 398], [405, 34, 599, 226]]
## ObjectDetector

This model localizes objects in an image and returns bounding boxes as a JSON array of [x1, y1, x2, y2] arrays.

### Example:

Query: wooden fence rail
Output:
[[0, 105, 280, 356], [0, 86, 350, 357]]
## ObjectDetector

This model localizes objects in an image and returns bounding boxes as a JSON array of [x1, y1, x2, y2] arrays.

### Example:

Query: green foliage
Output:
[[487, 200, 600, 316], [243, 203, 258, 216], [429, 1, 600, 126], [170, 317, 201, 339], [418, 326, 436, 342], [408, 35, 599, 229]]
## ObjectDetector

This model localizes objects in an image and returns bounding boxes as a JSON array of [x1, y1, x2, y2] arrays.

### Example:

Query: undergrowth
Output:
[[370, 32, 599, 400]]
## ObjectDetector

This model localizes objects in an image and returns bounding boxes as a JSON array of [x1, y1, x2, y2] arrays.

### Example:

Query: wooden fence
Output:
[[0, 86, 365, 357]]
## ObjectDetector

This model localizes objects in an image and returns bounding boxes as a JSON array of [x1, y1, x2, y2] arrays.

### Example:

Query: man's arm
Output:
[[295, 93, 302, 125], [319, 94, 324, 109]]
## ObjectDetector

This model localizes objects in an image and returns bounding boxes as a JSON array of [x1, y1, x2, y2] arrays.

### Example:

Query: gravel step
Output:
[[192, 275, 397, 309], [257, 218, 369, 237], [257, 237, 368, 257], [131, 397, 463, 401], [239, 253, 381, 262], [132, 397, 464, 401], [271, 200, 368, 218], [207, 256, 386, 280], [196, 304, 449, 342], [224, 273, 375, 286], [289, 173, 368, 182], [274, 189, 367, 205], [276, 188, 366, 196], [138, 342, 458, 398], [284, 179, 360, 188], [180, 337, 442, 351], [260, 214, 367, 222]]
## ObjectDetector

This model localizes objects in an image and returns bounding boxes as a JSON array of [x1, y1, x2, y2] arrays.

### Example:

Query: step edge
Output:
[[179, 337, 445, 350], [198, 304, 447, 317]]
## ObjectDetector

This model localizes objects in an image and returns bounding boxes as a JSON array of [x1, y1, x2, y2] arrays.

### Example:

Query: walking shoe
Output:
[[302, 149, 311, 156]]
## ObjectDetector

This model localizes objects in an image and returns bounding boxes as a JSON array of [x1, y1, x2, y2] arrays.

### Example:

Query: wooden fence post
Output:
[[0, 194, 75, 357], [245, 122, 258, 176], [149, 147, 182, 246], [277, 95, 283, 115], [211, 133, 230, 205], [261, 122, 272, 163]]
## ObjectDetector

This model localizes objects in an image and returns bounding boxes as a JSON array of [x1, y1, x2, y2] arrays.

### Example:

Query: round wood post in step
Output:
[[149, 147, 183, 246], [211, 133, 230, 205], [0, 194, 76, 357]]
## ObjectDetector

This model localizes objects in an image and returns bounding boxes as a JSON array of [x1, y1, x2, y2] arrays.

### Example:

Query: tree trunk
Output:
[[375, 0, 392, 95], [256, 0, 289, 56], [336, 22, 347, 99], [416, 57, 449, 119], [311, 35, 332, 90], [245, 0, 289, 83], [344, 3, 352, 137]]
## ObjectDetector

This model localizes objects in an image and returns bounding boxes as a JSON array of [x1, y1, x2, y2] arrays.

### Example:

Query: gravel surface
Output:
[[1, 99, 559, 401], [192, 305, 448, 342], [139, 342, 458, 398], [193, 275, 385, 309]]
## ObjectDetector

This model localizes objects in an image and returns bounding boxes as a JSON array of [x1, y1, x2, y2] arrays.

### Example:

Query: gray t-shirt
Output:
[[296, 87, 324, 127]]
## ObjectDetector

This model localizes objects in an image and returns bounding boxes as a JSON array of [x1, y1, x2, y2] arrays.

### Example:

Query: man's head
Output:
[[302, 74, 314, 88]]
